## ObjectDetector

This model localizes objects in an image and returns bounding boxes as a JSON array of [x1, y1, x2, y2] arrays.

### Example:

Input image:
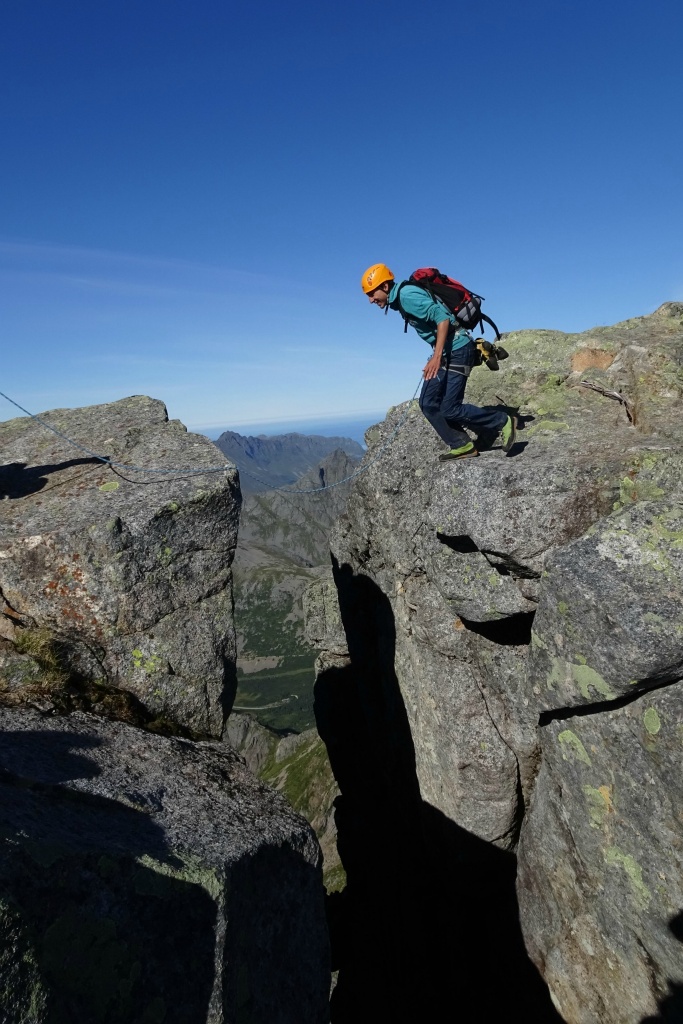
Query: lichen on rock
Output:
[[0, 396, 241, 736], [308, 303, 683, 1022], [0, 707, 330, 1023]]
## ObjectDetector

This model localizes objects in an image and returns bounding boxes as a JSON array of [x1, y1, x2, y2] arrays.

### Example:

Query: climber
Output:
[[361, 263, 516, 460]]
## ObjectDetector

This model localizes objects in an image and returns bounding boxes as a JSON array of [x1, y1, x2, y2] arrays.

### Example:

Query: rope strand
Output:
[[0, 381, 422, 490], [0, 390, 231, 476], [237, 379, 422, 496]]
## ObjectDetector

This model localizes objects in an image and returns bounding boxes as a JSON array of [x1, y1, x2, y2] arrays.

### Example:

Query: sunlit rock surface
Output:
[[312, 303, 683, 1022], [0, 396, 240, 736], [518, 685, 683, 1023]]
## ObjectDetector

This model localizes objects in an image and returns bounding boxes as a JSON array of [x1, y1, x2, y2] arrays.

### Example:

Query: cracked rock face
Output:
[[0, 397, 240, 736], [518, 685, 683, 1024], [0, 706, 329, 1023], [312, 303, 683, 1021], [531, 501, 683, 707]]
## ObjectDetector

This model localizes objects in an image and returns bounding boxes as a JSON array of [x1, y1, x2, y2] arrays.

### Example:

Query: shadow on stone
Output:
[[220, 651, 239, 725], [0, 458, 106, 500], [0, 727, 217, 1023], [436, 532, 480, 553], [316, 560, 562, 1023], [459, 610, 535, 646], [507, 439, 529, 458], [0, 728, 103, 784], [640, 911, 683, 1024]]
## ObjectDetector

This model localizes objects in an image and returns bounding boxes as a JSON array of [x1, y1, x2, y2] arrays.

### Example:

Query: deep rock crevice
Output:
[[311, 304, 683, 1024], [459, 610, 535, 645], [538, 674, 683, 726], [315, 558, 558, 1022]]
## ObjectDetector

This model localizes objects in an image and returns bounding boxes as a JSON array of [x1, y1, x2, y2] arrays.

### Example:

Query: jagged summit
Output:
[[0, 395, 240, 736], [311, 302, 683, 1022], [0, 395, 330, 1021], [214, 428, 363, 493]]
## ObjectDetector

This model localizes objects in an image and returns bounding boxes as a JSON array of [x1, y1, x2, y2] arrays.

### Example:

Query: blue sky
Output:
[[2, 0, 681, 434]]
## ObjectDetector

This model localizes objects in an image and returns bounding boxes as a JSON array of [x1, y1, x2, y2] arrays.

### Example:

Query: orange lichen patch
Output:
[[571, 348, 615, 372], [598, 784, 614, 813], [60, 604, 85, 620]]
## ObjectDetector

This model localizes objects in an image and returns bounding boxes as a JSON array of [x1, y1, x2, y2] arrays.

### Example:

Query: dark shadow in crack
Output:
[[640, 911, 683, 1023], [460, 610, 535, 645], [436, 532, 479, 553], [317, 558, 562, 1023]]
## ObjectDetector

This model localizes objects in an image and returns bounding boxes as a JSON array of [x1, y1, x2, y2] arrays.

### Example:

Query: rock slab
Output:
[[312, 303, 683, 1021], [0, 706, 330, 1023], [0, 396, 241, 736]]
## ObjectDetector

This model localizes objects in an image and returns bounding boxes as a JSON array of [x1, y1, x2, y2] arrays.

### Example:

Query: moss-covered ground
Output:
[[260, 734, 344, 892], [0, 628, 194, 738]]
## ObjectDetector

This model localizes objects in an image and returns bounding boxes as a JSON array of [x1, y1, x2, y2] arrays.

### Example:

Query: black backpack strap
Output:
[[393, 281, 411, 333], [480, 313, 501, 341]]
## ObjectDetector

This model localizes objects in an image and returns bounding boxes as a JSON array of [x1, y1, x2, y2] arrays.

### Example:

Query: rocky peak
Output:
[[0, 395, 240, 736], [0, 395, 331, 1022], [311, 303, 683, 1022]]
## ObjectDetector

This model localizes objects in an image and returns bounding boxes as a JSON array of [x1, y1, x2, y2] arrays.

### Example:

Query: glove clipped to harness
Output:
[[475, 340, 509, 371]]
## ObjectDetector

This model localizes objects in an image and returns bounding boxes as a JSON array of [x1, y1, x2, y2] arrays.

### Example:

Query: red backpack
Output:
[[396, 267, 501, 340]]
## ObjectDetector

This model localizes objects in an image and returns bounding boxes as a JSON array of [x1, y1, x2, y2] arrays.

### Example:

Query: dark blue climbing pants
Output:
[[419, 341, 507, 449]]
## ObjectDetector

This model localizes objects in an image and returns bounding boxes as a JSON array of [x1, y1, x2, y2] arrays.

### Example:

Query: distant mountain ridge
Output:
[[216, 428, 367, 732], [214, 430, 364, 493], [237, 448, 360, 568]]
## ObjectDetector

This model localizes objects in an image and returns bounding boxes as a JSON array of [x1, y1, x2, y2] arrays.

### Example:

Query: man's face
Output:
[[367, 282, 390, 308]]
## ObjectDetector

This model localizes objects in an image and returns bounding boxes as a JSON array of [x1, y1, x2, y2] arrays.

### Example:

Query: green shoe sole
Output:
[[501, 415, 517, 453], [438, 444, 479, 462]]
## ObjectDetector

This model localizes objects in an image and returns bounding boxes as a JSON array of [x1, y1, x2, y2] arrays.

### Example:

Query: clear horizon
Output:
[[192, 408, 385, 432], [2, 0, 681, 431], [198, 411, 382, 446]]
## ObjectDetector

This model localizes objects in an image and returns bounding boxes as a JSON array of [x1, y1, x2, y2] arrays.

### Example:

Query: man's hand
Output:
[[423, 354, 442, 380], [423, 320, 450, 380]]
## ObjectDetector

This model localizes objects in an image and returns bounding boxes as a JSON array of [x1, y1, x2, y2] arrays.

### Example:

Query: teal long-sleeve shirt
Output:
[[388, 282, 470, 351]]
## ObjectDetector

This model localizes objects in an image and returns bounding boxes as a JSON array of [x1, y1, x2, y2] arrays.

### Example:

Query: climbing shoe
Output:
[[500, 414, 517, 453], [476, 340, 499, 371], [438, 442, 479, 462]]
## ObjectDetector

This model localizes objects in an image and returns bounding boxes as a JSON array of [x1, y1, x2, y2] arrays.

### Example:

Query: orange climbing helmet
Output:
[[361, 263, 394, 294]]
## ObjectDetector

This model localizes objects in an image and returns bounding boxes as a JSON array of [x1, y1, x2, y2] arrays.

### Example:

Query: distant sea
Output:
[[197, 412, 387, 447]]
